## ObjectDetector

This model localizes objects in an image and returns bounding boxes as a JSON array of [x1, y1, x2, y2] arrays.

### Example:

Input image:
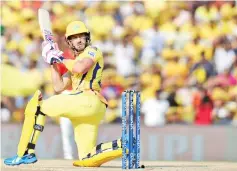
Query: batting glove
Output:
[[42, 41, 64, 65]]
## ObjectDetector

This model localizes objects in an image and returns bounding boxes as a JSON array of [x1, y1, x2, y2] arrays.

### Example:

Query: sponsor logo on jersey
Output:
[[88, 51, 95, 57]]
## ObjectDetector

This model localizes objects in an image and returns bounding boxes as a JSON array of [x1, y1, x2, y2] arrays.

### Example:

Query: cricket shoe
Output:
[[4, 153, 37, 166], [73, 149, 122, 167]]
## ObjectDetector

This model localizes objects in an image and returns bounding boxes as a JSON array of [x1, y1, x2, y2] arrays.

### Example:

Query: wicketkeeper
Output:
[[4, 21, 123, 167]]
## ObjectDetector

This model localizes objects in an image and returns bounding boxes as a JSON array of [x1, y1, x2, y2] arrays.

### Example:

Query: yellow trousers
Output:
[[17, 90, 106, 160]]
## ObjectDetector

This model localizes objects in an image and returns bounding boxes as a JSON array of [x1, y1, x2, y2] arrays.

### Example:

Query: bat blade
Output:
[[38, 8, 54, 43]]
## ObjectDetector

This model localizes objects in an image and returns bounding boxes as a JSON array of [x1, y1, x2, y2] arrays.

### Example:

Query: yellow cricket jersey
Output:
[[71, 46, 103, 92]]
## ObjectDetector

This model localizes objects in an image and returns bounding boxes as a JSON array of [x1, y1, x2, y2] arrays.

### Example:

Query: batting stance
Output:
[[4, 21, 123, 167]]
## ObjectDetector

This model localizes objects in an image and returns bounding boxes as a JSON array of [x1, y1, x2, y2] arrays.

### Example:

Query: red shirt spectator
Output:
[[193, 88, 213, 125]]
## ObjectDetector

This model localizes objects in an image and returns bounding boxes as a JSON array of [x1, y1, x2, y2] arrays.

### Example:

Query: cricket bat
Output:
[[38, 8, 63, 64], [38, 8, 54, 44]]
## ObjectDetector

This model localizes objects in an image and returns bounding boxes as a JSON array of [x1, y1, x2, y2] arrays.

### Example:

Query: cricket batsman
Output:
[[4, 21, 123, 167]]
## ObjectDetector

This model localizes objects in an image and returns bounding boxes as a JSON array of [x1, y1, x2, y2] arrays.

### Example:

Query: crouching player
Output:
[[4, 21, 122, 167]]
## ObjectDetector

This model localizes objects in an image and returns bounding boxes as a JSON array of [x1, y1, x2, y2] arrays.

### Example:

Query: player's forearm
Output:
[[63, 58, 94, 74], [50, 65, 65, 93], [63, 59, 84, 73]]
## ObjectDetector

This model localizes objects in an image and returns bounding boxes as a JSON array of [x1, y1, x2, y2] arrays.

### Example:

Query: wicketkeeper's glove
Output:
[[41, 41, 64, 65]]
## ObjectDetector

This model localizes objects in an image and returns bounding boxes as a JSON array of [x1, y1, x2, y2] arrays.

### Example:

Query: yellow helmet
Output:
[[65, 21, 89, 39]]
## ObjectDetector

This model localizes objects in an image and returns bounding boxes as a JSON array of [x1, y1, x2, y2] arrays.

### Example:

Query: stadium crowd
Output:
[[1, 1, 237, 126]]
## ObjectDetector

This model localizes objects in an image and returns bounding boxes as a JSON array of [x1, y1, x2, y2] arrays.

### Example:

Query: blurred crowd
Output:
[[1, 1, 237, 126]]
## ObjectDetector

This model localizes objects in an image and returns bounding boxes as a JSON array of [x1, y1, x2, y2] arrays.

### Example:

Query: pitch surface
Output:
[[1, 160, 237, 171]]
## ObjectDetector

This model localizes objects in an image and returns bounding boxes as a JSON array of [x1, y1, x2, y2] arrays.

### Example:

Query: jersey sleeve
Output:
[[56, 63, 68, 76], [84, 46, 102, 62]]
